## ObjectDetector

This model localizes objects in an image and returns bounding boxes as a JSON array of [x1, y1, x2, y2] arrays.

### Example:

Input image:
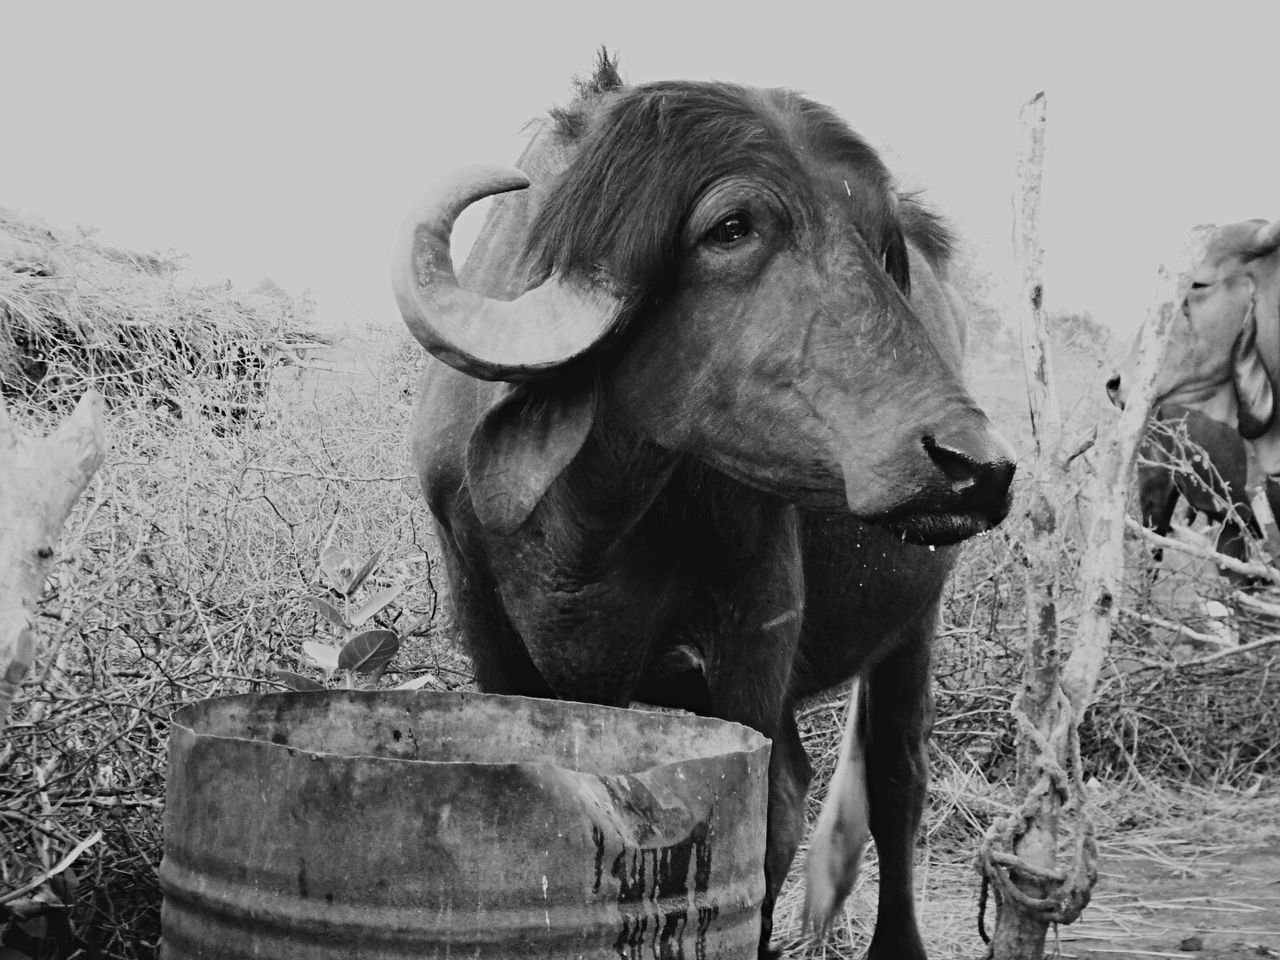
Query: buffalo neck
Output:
[[526, 398, 799, 594]]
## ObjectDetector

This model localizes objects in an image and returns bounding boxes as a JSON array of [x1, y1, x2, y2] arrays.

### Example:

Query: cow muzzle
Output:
[[864, 421, 1016, 546]]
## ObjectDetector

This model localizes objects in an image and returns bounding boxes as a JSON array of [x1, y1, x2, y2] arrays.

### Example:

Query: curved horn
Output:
[[391, 164, 625, 382], [1250, 217, 1280, 255]]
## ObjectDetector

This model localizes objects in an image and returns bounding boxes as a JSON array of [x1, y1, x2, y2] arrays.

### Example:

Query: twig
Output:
[[1232, 590, 1280, 618], [1125, 516, 1280, 585], [797, 696, 849, 722], [1117, 608, 1236, 648], [0, 830, 102, 906], [69, 796, 164, 809], [1060, 426, 1097, 467], [187, 590, 224, 674], [242, 464, 414, 484], [1177, 634, 1280, 668]]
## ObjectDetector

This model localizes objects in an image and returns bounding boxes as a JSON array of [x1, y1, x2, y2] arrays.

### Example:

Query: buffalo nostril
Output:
[[922, 432, 1016, 524], [922, 435, 980, 494]]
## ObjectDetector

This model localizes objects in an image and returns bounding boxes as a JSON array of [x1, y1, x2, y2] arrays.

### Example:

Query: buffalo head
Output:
[[1107, 218, 1280, 443], [394, 82, 1013, 545]]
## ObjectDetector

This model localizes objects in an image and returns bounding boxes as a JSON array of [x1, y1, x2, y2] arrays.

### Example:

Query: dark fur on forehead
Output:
[[574, 46, 623, 99], [526, 78, 951, 307], [548, 47, 624, 141]]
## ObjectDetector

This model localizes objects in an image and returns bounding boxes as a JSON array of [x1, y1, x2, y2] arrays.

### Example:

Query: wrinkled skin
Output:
[[1139, 404, 1260, 581], [409, 79, 1014, 960], [1109, 220, 1280, 532]]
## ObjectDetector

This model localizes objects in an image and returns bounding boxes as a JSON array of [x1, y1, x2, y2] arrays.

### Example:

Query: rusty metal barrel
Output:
[[159, 690, 770, 959]]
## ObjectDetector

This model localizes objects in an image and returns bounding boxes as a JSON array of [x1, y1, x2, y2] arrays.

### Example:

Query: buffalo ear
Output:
[[466, 380, 597, 535], [1232, 305, 1275, 440]]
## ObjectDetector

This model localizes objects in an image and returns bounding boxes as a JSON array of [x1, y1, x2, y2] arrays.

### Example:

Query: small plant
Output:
[[272, 544, 436, 692]]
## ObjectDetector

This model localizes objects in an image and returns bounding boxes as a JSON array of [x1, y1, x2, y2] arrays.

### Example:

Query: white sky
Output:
[[3, 2, 1278, 337]]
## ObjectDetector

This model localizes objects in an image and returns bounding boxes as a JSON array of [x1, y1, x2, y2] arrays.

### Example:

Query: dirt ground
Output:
[[1067, 812, 1280, 960], [771, 787, 1280, 960], [1075, 845, 1280, 959]]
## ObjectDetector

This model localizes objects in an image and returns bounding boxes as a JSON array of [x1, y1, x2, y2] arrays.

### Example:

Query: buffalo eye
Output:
[[705, 212, 753, 245], [1189, 281, 1210, 290]]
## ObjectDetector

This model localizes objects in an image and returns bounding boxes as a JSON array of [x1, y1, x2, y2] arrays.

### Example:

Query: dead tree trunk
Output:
[[979, 92, 1214, 958], [1064, 222, 1214, 709], [1015, 93, 1059, 454], [987, 91, 1065, 960], [0, 393, 106, 730]]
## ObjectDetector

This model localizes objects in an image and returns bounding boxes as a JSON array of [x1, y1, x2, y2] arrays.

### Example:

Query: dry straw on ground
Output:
[[1, 213, 1277, 959]]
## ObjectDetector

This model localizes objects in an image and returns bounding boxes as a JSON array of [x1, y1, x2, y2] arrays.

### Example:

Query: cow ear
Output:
[[466, 380, 597, 535], [1232, 305, 1275, 440]]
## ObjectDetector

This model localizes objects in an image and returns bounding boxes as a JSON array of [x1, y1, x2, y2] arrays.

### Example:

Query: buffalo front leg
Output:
[[757, 713, 812, 958], [1138, 462, 1178, 566], [699, 512, 807, 959], [1265, 476, 1280, 543], [864, 611, 937, 960], [708, 649, 808, 960], [1215, 510, 1259, 586]]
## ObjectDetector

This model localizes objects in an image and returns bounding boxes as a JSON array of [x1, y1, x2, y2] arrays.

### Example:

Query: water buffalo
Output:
[[393, 58, 1015, 959], [1108, 218, 1280, 536], [1137, 404, 1260, 579]]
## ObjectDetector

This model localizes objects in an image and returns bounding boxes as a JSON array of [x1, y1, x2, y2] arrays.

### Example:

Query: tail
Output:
[[803, 677, 871, 937]]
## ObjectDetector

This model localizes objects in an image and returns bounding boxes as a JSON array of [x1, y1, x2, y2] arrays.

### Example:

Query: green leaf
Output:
[[395, 673, 443, 691], [345, 549, 384, 595], [304, 595, 349, 630], [302, 640, 342, 673], [319, 545, 354, 592], [338, 629, 399, 675], [350, 584, 403, 626], [271, 667, 326, 693]]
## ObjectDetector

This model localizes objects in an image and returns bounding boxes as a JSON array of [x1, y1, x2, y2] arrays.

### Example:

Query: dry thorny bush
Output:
[[1, 247, 1278, 955], [0, 206, 329, 431], [0, 209, 454, 956], [1, 330, 462, 957]]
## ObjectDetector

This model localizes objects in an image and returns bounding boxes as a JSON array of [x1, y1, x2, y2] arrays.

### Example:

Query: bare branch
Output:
[[0, 829, 102, 906], [1124, 517, 1280, 586], [1117, 607, 1236, 648], [1063, 225, 1216, 712], [1232, 590, 1280, 618], [1178, 634, 1280, 667], [1014, 91, 1059, 451], [242, 464, 414, 484]]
